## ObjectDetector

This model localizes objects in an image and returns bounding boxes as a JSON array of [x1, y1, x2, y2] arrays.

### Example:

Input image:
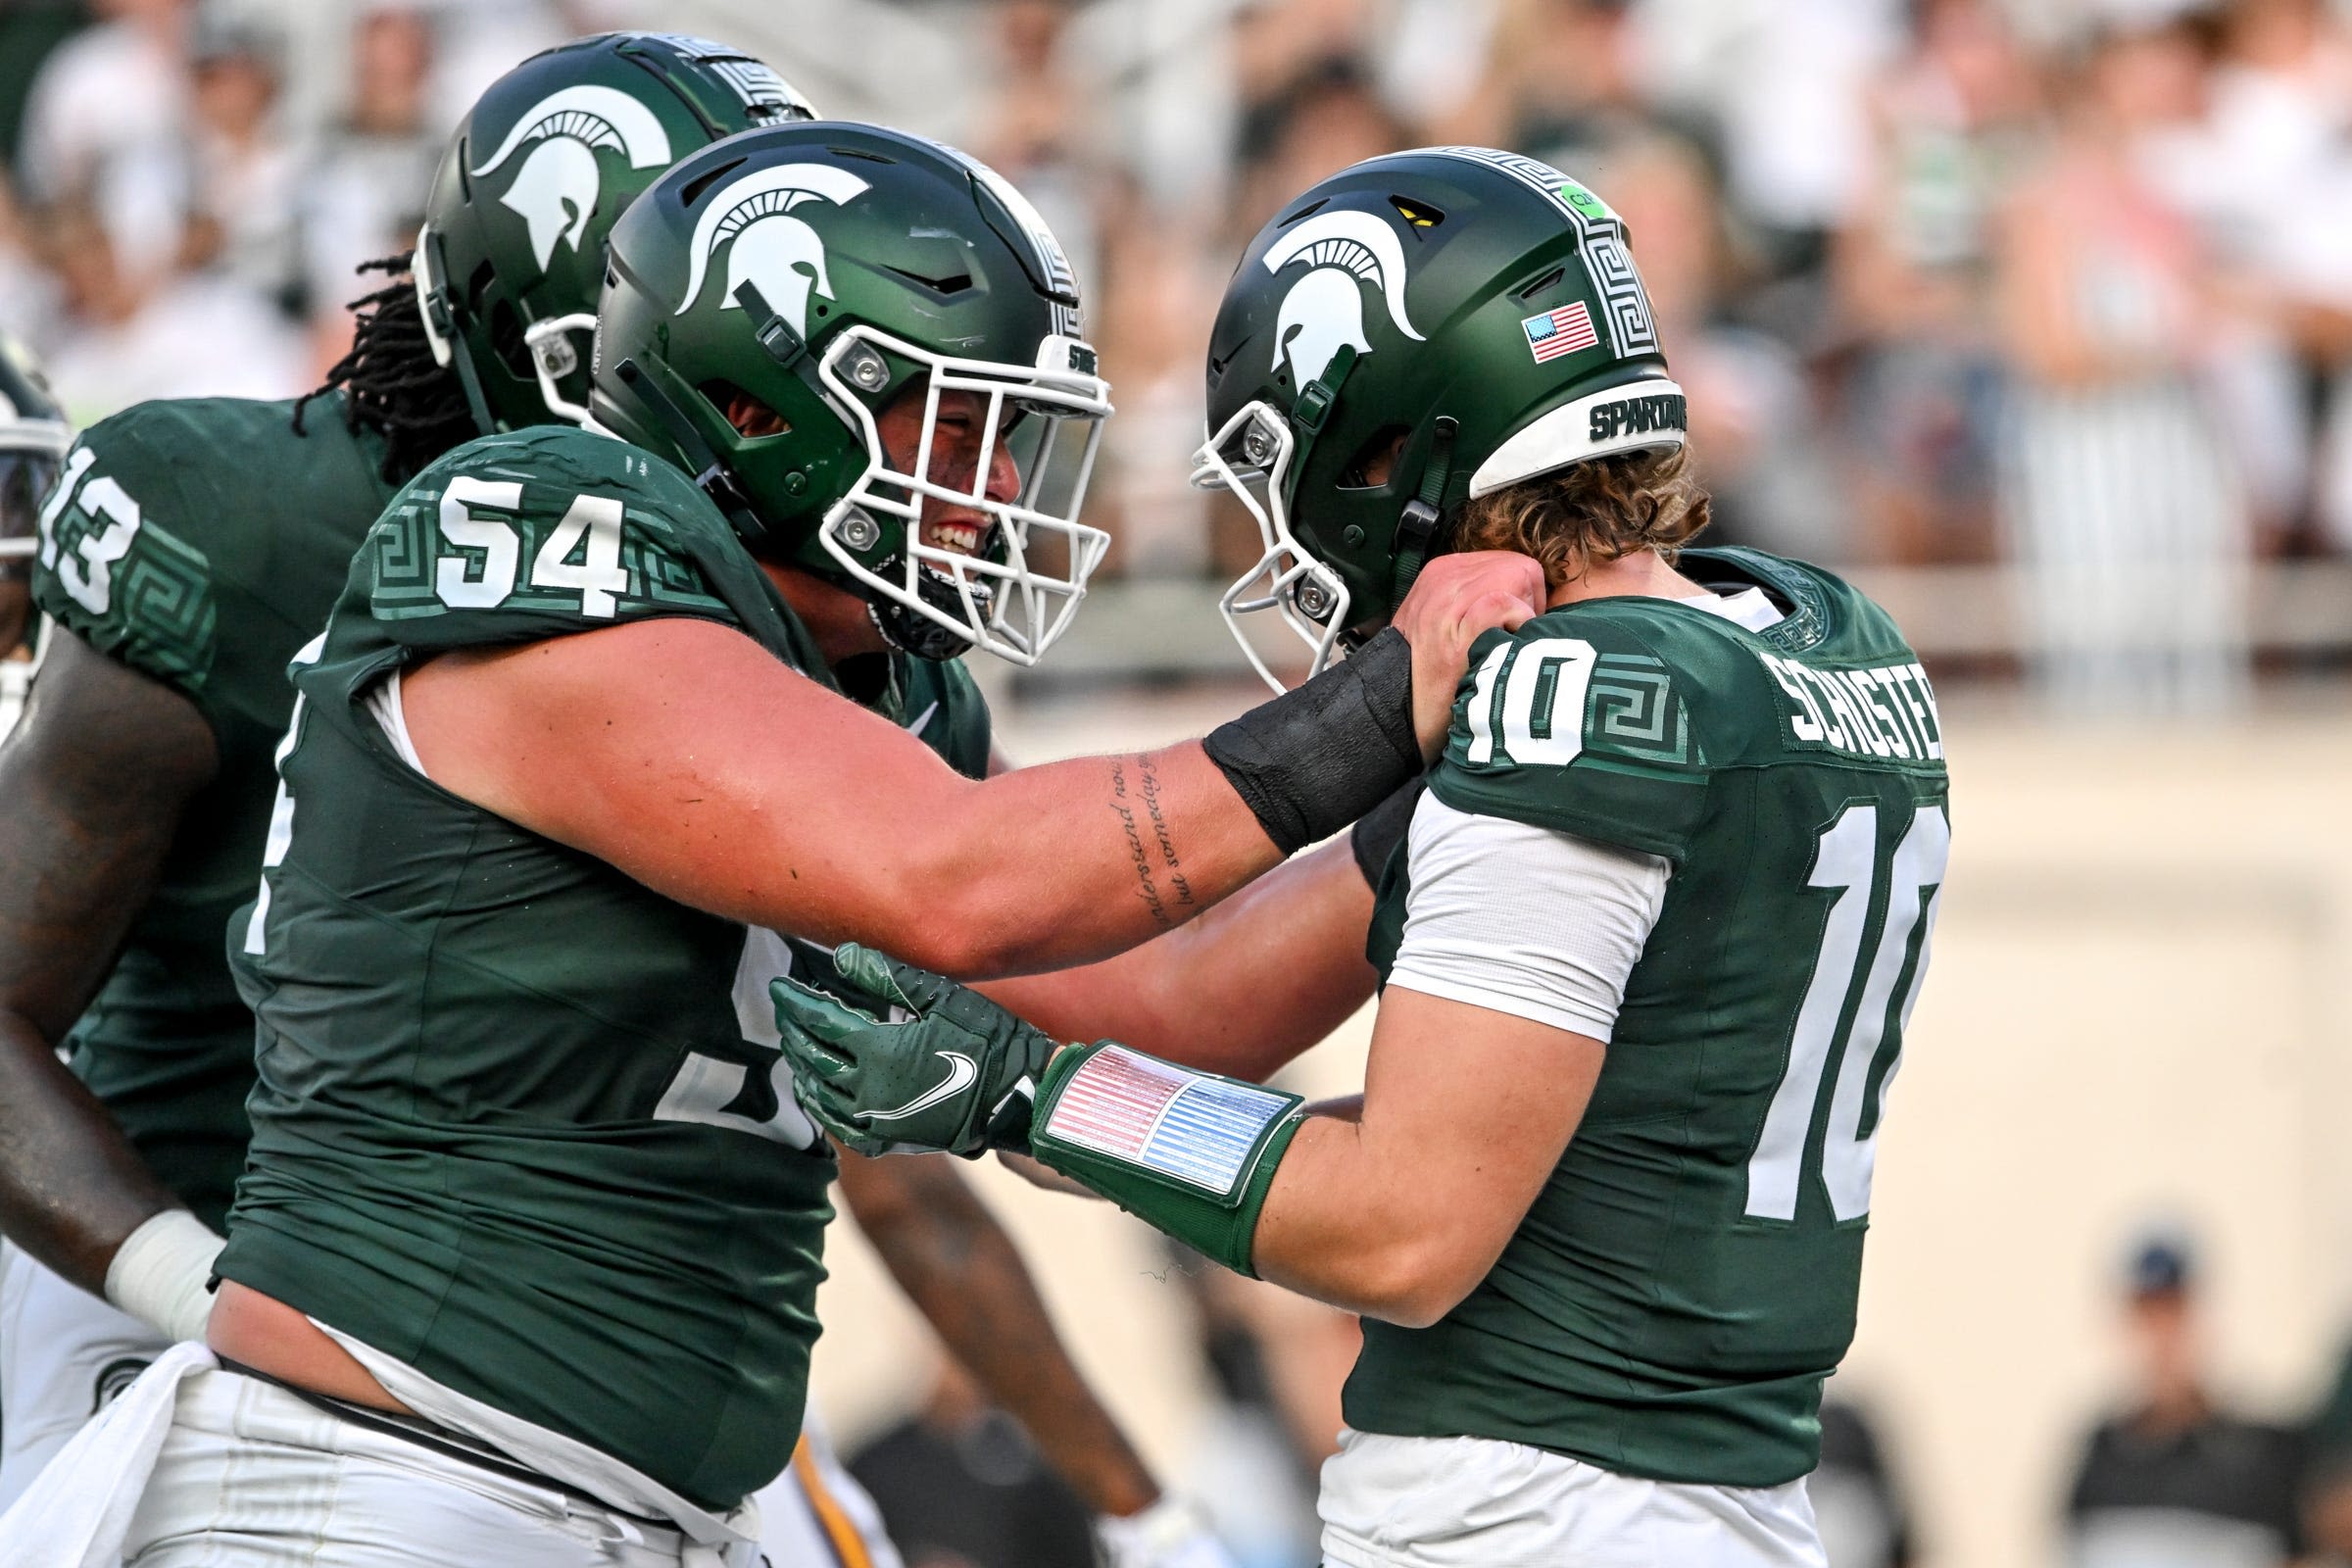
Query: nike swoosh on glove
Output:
[[770, 943, 1065, 1158]]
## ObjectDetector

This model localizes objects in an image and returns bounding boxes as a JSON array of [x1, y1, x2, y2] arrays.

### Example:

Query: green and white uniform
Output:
[[221, 424, 989, 1515], [30, 397, 399, 1229], [0, 398, 399, 1508], [1332, 549, 1948, 1564]]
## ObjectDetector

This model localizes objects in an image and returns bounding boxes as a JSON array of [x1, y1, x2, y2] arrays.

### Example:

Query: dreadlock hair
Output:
[[291, 252, 478, 483]]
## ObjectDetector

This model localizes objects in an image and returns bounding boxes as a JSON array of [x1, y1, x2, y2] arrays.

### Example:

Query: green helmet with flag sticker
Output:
[[590, 122, 1113, 666], [1197, 145, 1686, 687], [415, 31, 815, 434]]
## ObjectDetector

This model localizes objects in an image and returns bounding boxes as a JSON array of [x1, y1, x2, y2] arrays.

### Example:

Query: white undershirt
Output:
[[1689, 583, 1786, 632], [1384, 585, 1784, 1041], [366, 668, 427, 775], [1387, 797, 1669, 1041]]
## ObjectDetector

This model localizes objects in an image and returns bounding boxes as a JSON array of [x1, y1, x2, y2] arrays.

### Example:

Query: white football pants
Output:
[[0, 1244, 899, 1566], [0, 1238, 172, 1511], [1318, 1427, 1828, 1568]]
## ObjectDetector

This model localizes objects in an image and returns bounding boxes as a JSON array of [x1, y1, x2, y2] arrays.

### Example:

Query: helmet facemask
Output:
[[1193, 401, 1351, 691], [817, 324, 1111, 666], [523, 311, 599, 424]]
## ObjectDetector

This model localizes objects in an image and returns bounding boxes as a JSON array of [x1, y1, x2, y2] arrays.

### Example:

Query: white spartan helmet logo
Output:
[[470, 85, 675, 272], [1264, 209, 1422, 388], [674, 165, 873, 336]]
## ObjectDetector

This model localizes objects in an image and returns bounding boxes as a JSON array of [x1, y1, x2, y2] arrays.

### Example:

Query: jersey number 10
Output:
[[1744, 802, 1949, 1225]]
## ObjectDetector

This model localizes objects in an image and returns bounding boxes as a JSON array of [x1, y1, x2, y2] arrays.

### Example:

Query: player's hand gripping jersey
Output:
[[32, 396, 400, 1228], [1353, 546, 1950, 1488], [224, 424, 990, 1510]]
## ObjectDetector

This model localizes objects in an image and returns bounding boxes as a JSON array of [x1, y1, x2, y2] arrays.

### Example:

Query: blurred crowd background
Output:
[[7, 0, 2352, 709], [6, 3, 2352, 1567]]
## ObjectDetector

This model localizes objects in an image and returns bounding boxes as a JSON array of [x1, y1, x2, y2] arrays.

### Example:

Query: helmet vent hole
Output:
[[1389, 196, 1444, 228], [704, 380, 791, 439], [678, 158, 747, 209], [1276, 197, 1329, 227], [885, 265, 974, 297], [829, 146, 898, 164], [1515, 267, 1566, 301], [1339, 425, 1410, 490]]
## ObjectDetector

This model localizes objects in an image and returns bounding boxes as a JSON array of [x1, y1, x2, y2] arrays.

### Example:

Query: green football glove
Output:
[[771, 943, 1062, 1158]]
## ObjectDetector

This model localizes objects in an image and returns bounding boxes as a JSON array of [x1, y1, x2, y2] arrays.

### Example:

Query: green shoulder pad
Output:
[[1432, 600, 1730, 860], [367, 426, 786, 656], [31, 406, 221, 710]]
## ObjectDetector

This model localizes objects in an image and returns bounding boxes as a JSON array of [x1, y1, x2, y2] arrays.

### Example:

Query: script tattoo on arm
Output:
[[1106, 755, 1198, 932]]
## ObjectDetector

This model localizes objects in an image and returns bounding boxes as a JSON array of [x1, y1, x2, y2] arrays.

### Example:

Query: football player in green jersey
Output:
[[66, 121, 1542, 1566], [0, 23, 799, 1511], [0, 39, 1241, 1568], [770, 148, 1954, 1568]]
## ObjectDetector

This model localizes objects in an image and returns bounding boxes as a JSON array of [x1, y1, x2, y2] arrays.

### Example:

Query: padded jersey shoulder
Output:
[[1430, 550, 1942, 859], [359, 424, 801, 661], [1430, 595, 1767, 861], [31, 395, 392, 728]]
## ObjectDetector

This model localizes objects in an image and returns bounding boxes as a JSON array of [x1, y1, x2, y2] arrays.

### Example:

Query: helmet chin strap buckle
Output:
[[738, 281, 809, 373], [1290, 343, 1357, 439]]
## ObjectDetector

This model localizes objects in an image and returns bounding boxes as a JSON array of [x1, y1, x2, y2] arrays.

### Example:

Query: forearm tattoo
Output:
[[1107, 756, 1196, 931]]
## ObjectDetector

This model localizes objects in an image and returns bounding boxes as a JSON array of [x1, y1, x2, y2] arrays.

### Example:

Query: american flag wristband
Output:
[[1031, 1043, 1305, 1277]]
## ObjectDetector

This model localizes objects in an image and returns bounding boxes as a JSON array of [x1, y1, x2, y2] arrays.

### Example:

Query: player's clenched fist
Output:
[[775, 944, 1061, 1158], [1388, 549, 1547, 757]]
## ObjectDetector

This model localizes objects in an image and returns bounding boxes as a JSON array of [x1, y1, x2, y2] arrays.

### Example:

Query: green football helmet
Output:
[[414, 32, 815, 433], [0, 333, 69, 659], [592, 122, 1112, 665], [1198, 146, 1688, 686]]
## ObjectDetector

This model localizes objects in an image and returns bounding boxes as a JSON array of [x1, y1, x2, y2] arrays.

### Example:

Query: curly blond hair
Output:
[[1451, 446, 1712, 593]]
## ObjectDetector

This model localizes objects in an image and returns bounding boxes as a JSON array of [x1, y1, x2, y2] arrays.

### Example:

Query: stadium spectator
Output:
[[1166, 1246, 1359, 1568], [1605, 126, 1851, 563], [2198, 0, 2352, 551], [849, 1359, 1100, 1568], [1232, 53, 1403, 240], [1631, 0, 1901, 278], [34, 192, 304, 417], [298, 4, 440, 371], [1436, 0, 1649, 165], [1834, 0, 2040, 564], [1810, 1395, 1922, 1568], [1092, 188, 1224, 580], [181, 20, 300, 313], [1992, 10, 2254, 715], [15, 0, 190, 285], [2060, 1234, 2306, 1568]]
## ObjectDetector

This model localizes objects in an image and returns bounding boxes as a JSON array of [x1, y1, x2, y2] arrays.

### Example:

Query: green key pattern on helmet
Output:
[[1198, 145, 1688, 687], [415, 31, 814, 434], [590, 122, 1113, 666]]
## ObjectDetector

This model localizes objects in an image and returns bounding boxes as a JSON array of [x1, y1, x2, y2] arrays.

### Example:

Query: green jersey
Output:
[[220, 424, 990, 1511], [1353, 547, 1951, 1489], [29, 396, 398, 1229]]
